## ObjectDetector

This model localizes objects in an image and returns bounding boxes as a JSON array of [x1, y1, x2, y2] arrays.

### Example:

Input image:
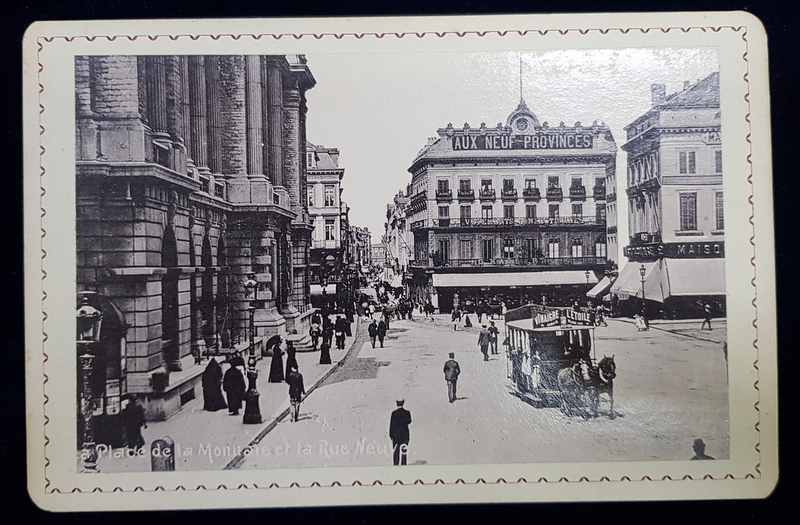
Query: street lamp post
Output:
[[76, 296, 102, 473], [585, 270, 590, 284], [639, 264, 648, 328], [241, 276, 262, 425]]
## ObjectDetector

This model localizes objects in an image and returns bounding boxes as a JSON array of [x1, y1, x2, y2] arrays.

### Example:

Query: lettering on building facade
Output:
[[623, 241, 725, 260], [451, 133, 594, 151]]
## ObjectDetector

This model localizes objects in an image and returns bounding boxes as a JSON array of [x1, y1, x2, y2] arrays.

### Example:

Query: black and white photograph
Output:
[[23, 12, 777, 509]]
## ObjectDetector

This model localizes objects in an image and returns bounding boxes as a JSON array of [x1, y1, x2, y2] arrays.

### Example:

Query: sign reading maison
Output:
[[623, 241, 725, 260], [452, 133, 594, 151]]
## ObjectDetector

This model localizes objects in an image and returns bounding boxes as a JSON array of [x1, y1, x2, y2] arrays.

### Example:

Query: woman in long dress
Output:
[[268, 338, 285, 383], [222, 361, 246, 415], [122, 394, 147, 450], [202, 359, 227, 411], [285, 340, 299, 379]]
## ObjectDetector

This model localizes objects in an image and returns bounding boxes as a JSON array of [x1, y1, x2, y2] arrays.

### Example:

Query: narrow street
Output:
[[240, 314, 728, 469]]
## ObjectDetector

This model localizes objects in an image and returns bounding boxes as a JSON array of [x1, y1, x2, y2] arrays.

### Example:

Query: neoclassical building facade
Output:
[[75, 55, 316, 435], [407, 100, 616, 312]]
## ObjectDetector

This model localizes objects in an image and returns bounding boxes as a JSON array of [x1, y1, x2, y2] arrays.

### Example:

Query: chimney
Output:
[[683, 80, 690, 90], [651, 84, 666, 105]]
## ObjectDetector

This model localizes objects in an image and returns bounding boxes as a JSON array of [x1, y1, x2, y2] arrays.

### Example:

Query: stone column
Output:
[[75, 56, 97, 161], [188, 56, 209, 173], [165, 55, 187, 175], [265, 59, 284, 188], [205, 56, 222, 175], [282, 78, 302, 214], [218, 55, 249, 203], [246, 56, 271, 204]]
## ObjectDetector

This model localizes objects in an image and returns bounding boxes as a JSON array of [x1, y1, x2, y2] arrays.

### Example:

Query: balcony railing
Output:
[[569, 186, 587, 201], [457, 189, 475, 201], [629, 232, 661, 246], [312, 239, 340, 249], [546, 188, 563, 201], [593, 186, 606, 200], [501, 189, 518, 201], [479, 189, 496, 201], [435, 189, 453, 201], [409, 216, 605, 230], [412, 256, 606, 269], [523, 188, 541, 201]]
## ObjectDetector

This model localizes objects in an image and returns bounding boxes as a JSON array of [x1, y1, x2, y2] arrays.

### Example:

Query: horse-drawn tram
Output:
[[504, 304, 616, 418]]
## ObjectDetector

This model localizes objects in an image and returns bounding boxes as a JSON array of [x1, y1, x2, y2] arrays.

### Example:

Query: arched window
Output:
[[161, 226, 181, 370]]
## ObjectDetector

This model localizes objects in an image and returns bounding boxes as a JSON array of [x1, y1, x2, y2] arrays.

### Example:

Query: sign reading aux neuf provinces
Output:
[[452, 133, 594, 151], [624, 241, 725, 260]]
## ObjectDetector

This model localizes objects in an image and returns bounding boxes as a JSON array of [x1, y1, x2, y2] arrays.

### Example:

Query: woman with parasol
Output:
[[265, 335, 285, 383]]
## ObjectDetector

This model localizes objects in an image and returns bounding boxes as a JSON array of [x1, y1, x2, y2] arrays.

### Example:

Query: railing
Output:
[[457, 189, 475, 201], [523, 188, 541, 201], [569, 186, 586, 200], [607, 192, 617, 203], [593, 186, 606, 200], [546, 188, 563, 201], [408, 191, 427, 213], [312, 239, 340, 249], [501, 189, 518, 200], [607, 225, 618, 234], [629, 232, 661, 246], [410, 216, 605, 229], [479, 189, 496, 201], [435, 189, 453, 201], [412, 256, 606, 269]]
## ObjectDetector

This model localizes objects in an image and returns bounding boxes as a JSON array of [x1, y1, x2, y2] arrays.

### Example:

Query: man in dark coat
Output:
[[488, 321, 500, 354], [201, 359, 227, 411], [690, 438, 715, 460], [319, 341, 332, 364], [443, 352, 461, 403], [389, 399, 412, 465], [478, 325, 490, 361], [286, 366, 306, 422], [322, 318, 334, 348], [368, 319, 378, 348], [223, 361, 247, 415], [377, 318, 387, 348], [334, 315, 348, 350], [121, 394, 147, 450]]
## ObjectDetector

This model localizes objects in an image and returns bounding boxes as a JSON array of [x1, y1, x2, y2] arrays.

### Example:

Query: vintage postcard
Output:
[[23, 12, 777, 510]]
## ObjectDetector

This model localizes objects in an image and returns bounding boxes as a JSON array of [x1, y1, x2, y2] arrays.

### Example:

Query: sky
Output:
[[303, 48, 719, 262]]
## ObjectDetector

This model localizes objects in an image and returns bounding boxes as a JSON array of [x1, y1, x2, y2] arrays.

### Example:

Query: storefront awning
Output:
[[663, 258, 726, 296], [586, 275, 614, 299], [389, 275, 403, 288], [310, 284, 336, 295], [432, 270, 597, 288], [610, 261, 665, 302]]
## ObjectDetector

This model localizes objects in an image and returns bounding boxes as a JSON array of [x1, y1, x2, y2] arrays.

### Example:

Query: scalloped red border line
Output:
[[36, 25, 760, 495]]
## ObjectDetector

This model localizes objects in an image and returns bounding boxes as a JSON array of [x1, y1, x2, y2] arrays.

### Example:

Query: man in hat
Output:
[[690, 438, 715, 460], [389, 399, 412, 465], [478, 325, 490, 361], [286, 366, 306, 423], [443, 353, 461, 403], [488, 321, 499, 354]]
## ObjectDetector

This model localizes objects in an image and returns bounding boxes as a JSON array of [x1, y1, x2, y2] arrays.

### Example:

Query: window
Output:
[[459, 179, 471, 191], [571, 177, 582, 188], [524, 179, 536, 189], [548, 176, 559, 189], [526, 205, 536, 220], [324, 185, 336, 207], [595, 177, 605, 191], [571, 238, 584, 258], [306, 152, 314, 168], [438, 239, 450, 262], [482, 239, 494, 262], [679, 193, 698, 230], [548, 238, 560, 258], [595, 235, 607, 258], [525, 238, 539, 259], [438, 206, 449, 218], [481, 179, 493, 190], [549, 204, 560, 219], [503, 205, 515, 219], [307, 187, 314, 207], [572, 203, 583, 218], [503, 179, 514, 191], [460, 205, 471, 219], [481, 205, 493, 219], [460, 239, 473, 260], [596, 203, 606, 222], [715, 192, 724, 230], [503, 238, 515, 259], [438, 179, 450, 192], [679, 151, 697, 174], [324, 220, 336, 241], [715, 150, 723, 173]]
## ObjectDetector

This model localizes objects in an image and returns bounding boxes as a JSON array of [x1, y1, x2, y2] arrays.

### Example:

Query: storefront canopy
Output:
[[610, 261, 664, 302], [432, 270, 597, 288], [611, 258, 725, 302], [310, 284, 337, 295], [586, 275, 614, 299]]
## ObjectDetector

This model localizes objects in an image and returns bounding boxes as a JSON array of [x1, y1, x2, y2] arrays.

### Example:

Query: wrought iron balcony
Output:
[[409, 216, 605, 230], [501, 188, 518, 201], [457, 189, 475, 201], [435, 189, 453, 202], [593, 186, 606, 200], [523, 188, 541, 201], [479, 189, 496, 201], [628, 231, 661, 246], [546, 187, 564, 201], [411, 256, 607, 269], [569, 185, 587, 201]]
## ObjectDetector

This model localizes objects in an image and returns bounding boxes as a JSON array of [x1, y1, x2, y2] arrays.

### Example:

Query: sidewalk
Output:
[[89, 317, 361, 472]]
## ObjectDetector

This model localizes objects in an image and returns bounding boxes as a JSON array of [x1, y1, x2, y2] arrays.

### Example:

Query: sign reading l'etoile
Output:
[[452, 133, 594, 151]]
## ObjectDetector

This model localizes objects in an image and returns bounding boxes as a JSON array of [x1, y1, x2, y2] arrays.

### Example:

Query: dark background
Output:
[[3, 0, 795, 522]]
